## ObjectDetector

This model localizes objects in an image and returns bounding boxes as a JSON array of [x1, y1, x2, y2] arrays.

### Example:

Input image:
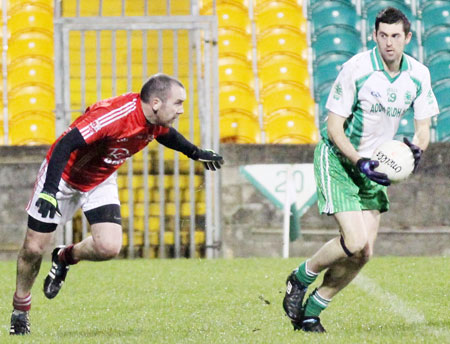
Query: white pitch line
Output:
[[354, 274, 450, 340], [354, 274, 425, 323]]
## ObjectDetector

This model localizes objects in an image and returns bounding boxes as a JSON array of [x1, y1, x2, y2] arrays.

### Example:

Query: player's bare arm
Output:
[[413, 117, 431, 151], [327, 112, 361, 164]]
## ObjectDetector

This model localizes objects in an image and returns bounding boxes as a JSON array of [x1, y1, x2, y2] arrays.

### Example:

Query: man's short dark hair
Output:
[[140, 73, 184, 104], [375, 7, 411, 35]]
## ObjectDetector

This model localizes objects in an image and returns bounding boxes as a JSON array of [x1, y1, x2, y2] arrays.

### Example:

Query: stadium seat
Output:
[[394, 108, 415, 141], [201, 2, 250, 33], [8, 32, 53, 65], [62, 0, 101, 16], [435, 110, 450, 141], [219, 57, 254, 90], [310, 0, 359, 36], [255, 1, 306, 35], [0, 121, 4, 145], [265, 111, 319, 144], [218, 28, 252, 62], [312, 27, 362, 62], [7, 4, 53, 38], [219, 85, 258, 117], [9, 114, 55, 145], [220, 113, 261, 143], [313, 53, 348, 96], [262, 83, 315, 119], [428, 56, 450, 86], [423, 26, 450, 63], [8, 86, 54, 121], [433, 80, 450, 112], [257, 28, 308, 66], [8, 0, 52, 13], [420, 0, 450, 33], [7, 59, 54, 93], [258, 57, 310, 93], [316, 85, 333, 136]]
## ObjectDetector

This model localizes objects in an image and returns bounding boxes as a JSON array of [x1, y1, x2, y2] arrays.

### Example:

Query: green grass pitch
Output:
[[1, 256, 448, 343]]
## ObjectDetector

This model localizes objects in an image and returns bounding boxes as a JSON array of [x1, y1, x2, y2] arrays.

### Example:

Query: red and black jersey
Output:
[[46, 93, 169, 192]]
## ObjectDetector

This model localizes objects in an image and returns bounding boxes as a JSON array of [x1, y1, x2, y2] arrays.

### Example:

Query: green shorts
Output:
[[314, 140, 389, 215]]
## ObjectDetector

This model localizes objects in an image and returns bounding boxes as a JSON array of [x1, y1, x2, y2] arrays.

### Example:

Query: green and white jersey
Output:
[[324, 47, 439, 158]]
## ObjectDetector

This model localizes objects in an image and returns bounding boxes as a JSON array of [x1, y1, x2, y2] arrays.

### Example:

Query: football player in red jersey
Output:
[[9, 73, 224, 335]]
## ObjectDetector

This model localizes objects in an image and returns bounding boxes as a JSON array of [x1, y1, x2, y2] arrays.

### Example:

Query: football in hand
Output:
[[371, 140, 415, 183]]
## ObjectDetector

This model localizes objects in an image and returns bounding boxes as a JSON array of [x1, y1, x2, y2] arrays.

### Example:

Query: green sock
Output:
[[304, 289, 331, 317], [295, 261, 318, 286]]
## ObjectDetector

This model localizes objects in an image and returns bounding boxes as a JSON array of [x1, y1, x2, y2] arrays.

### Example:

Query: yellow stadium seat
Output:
[[220, 113, 261, 143], [8, 86, 54, 121], [257, 28, 308, 65], [219, 57, 254, 90], [8, 0, 52, 14], [202, 2, 250, 33], [194, 230, 205, 245], [9, 114, 55, 145], [220, 84, 257, 117], [8, 4, 53, 38], [0, 124, 4, 145], [218, 28, 252, 62], [62, 0, 100, 16], [7, 59, 54, 94], [255, 2, 306, 35], [258, 57, 310, 93], [265, 110, 318, 144], [8, 32, 54, 65], [262, 83, 314, 119]]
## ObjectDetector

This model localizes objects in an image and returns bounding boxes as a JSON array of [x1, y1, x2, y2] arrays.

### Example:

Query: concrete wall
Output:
[[220, 143, 450, 258], [0, 143, 448, 259], [0, 146, 49, 258]]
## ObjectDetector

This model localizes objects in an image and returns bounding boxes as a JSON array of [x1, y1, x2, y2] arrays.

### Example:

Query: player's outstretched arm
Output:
[[156, 127, 224, 171], [36, 128, 87, 218]]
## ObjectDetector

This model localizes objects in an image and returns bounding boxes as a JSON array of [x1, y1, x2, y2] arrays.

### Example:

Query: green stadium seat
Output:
[[420, 1, 450, 33], [428, 56, 450, 86], [317, 85, 332, 138], [310, 0, 359, 36], [313, 53, 348, 97], [435, 110, 450, 141], [312, 27, 362, 62], [433, 80, 450, 112], [423, 26, 450, 63]]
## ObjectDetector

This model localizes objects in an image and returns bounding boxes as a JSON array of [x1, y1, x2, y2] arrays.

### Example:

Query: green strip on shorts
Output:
[[313, 140, 389, 215]]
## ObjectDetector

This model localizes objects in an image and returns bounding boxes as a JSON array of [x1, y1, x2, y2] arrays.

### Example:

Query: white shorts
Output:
[[27, 160, 120, 225]]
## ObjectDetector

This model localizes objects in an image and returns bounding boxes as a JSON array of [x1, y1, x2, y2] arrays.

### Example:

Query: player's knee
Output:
[[94, 240, 121, 260], [20, 242, 45, 262], [341, 235, 367, 257]]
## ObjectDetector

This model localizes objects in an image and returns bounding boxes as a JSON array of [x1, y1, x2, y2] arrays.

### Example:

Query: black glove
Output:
[[191, 149, 224, 171], [35, 190, 61, 219], [356, 158, 391, 186], [403, 137, 422, 173]]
